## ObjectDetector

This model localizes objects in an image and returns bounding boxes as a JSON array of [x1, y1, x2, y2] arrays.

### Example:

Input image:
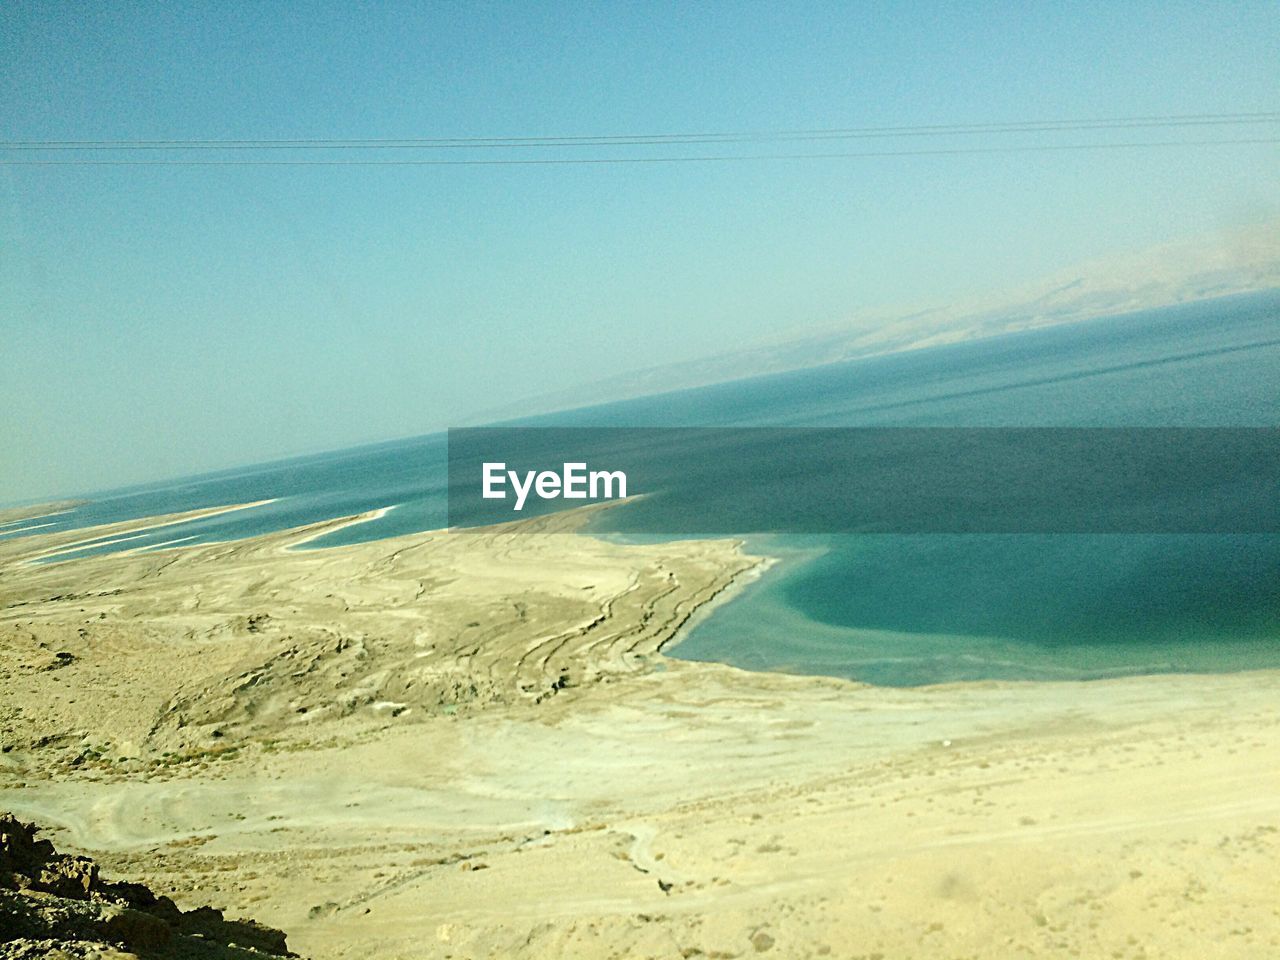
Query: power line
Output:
[[2, 112, 1277, 151], [2, 137, 1276, 166]]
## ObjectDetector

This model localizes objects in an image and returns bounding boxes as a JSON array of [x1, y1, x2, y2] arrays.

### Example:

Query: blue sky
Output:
[[2, 1, 1277, 503]]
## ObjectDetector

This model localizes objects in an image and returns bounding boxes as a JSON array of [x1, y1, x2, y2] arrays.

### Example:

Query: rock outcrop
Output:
[[0, 813, 295, 959]]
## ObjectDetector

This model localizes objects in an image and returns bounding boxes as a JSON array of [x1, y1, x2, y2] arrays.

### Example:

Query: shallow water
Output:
[[12, 290, 1279, 685]]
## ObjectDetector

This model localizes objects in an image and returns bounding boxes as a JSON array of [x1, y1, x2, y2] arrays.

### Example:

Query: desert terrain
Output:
[[2, 504, 1277, 959]]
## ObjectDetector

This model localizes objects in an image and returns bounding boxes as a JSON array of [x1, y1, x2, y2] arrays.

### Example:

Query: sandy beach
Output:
[[2, 505, 1277, 959]]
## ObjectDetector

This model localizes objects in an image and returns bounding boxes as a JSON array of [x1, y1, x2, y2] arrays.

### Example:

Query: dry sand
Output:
[[1, 504, 1277, 959]]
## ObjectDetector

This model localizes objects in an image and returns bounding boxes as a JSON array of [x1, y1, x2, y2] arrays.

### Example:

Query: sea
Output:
[[6, 289, 1279, 686]]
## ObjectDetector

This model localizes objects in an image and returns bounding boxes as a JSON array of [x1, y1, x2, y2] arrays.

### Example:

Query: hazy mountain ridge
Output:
[[475, 221, 1279, 422]]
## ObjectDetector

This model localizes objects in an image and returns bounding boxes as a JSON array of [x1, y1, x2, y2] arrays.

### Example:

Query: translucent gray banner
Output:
[[447, 427, 1280, 533]]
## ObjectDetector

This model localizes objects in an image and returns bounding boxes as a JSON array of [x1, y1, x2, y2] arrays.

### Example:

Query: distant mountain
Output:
[[471, 220, 1280, 422]]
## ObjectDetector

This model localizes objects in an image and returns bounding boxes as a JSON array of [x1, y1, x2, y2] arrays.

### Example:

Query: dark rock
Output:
[[101, 904, 173, 948], [0, 812, 297, 957]]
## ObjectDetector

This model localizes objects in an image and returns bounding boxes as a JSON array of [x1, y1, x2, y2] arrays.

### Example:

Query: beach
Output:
[[2, 505, 1278, 959]]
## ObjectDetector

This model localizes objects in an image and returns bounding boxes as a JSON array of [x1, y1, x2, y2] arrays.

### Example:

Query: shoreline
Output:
[[281, 502, 399, 551], [2, 498, 280, 566], [658, 548, 779, 658], [2, 507, 1278, 958]]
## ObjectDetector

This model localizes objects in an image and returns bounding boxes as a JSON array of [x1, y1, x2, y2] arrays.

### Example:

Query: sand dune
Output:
[[2, 507, 1277, 958]]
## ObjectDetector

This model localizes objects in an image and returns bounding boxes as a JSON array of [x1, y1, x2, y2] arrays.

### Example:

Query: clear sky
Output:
[[2, 1, 1277, 504]]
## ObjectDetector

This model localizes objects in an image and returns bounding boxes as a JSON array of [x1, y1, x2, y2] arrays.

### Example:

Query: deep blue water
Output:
[[6, 290, 1279, 684]]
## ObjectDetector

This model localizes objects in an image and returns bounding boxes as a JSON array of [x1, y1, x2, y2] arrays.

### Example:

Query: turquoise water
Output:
[[668, 532, 1280, 685], [8, 290, 1279, 684], [566, 290, 1280, 683]]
